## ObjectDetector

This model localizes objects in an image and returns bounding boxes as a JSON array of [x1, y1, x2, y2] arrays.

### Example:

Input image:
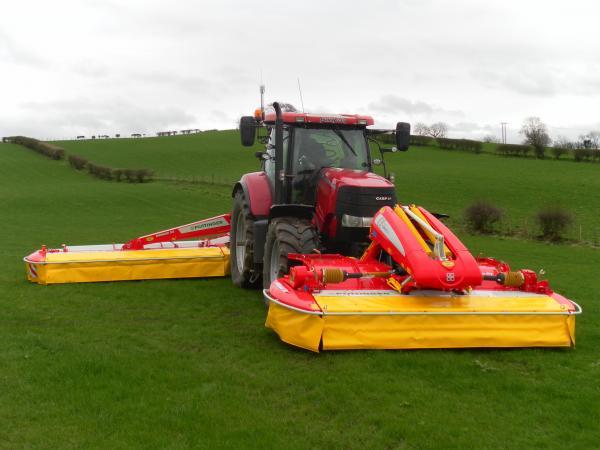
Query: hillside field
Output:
[[1, 133, 599, 449], [55, 133, 600, 242]]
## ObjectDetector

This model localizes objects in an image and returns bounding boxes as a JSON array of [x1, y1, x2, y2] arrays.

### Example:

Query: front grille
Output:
[[335, 186, 397, 217]]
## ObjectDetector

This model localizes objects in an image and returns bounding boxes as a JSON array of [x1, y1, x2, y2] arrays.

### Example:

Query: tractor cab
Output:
[[262, 121, 371, 205], [234, 102, 410, 289]]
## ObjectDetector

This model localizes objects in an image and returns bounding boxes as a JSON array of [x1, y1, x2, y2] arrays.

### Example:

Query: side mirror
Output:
[[240, 116, 256, 147], [395, 122, 410, 151]]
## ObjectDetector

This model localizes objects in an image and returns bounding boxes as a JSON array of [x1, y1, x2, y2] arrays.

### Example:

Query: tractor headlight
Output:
[[341, 214, 373, 228]]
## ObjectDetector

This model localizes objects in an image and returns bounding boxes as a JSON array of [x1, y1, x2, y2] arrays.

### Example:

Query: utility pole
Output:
[[500, 122, 508, 144]]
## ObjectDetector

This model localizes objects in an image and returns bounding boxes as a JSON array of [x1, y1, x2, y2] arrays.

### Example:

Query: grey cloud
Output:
[[367, 95, 464, 118], [450, 122, 495, 133], [473, 65, 600, 97], [473, 67, 561, 96], [15, 98, 196, 138], [71, 60, 110, 78], [447, 122, 498, 140], [2, 1, 599, 140], [0, 29, 49, 68], [210, 110, 238, 128], [368, 95, 435, 115], [131, 71, 224, 96]]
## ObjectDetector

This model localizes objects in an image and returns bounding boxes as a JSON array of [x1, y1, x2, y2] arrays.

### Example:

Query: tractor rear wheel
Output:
[[230, 190, 260, 288], [263, 217, 319, 292]]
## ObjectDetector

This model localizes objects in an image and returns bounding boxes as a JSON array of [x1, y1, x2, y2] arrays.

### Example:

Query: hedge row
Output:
[[11, 136, 65, 160], [496, 144, 534, 157], [88, 166, 154, 183], [374, 134, 434, 147], [437, 138, 483, 153], [373, 133, 394, 145], [410, 135, 434, 146], [67, 154, 153, 182], [498, 144, 600, 162], [573, 148, 600, 162]]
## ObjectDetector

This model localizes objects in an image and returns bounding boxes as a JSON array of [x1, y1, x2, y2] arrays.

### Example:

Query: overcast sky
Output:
[[1, 0, 599, 142]]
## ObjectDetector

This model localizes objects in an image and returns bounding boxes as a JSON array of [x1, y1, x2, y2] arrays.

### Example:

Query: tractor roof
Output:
[[263, 110, 374, 126]]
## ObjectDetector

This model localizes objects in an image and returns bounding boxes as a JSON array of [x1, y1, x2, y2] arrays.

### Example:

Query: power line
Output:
[[500, 122, 508, 144]]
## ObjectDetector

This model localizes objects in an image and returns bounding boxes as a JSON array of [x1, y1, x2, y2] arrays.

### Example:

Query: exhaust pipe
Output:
[[273, 102, 284, 204]]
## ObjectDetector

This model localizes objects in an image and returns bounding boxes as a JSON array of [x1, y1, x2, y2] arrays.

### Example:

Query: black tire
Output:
[[262, 217, 319, 292], [230, 190, 260, 288]]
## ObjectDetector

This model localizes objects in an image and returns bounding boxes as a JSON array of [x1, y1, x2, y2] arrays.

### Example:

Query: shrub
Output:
[[470, 140, 483, 154], [535, 207, 573, 241], [68, 154, 88, 170], [464, 201, 503, 234], [551, 146, 567, 160], [124, 169, 136, 182], [87, 162, 98, 176], [520, 145, 532, 157], [533, 144, 546, 159], [84, 162, 151, 182], [437, 137, 454, 150], [573, 148, 592, 162], [375, 133, 394, 145], [45, 143, 65, 160], [135, 169, 154, 183], [87, 163, 112, 180], [96, 166, 112, 180]]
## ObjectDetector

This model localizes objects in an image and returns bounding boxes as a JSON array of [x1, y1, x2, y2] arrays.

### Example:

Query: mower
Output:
[[23, 101, 581, 352]]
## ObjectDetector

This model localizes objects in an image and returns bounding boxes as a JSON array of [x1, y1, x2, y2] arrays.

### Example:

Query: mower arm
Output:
[[121, 213, 231, 250]]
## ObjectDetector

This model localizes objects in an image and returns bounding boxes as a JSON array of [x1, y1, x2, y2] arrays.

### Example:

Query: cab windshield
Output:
[[292, 128, 369, 175]]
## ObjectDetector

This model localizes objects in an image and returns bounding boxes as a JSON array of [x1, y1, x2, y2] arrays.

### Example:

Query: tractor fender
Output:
[[232, 172, 272, 218]]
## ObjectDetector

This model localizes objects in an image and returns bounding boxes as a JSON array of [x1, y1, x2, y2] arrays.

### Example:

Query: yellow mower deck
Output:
[[265, 289, 580, 352], [25, 244, 230, 284]]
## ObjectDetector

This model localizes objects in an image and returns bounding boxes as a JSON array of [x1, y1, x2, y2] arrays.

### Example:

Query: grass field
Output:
[[2, 135, 599, 449]]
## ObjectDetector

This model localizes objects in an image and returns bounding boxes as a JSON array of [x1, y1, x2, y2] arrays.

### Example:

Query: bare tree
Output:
[[520, 117, 551, 158], [413, 122, 430, 136], [553, 136, 573, 149], [428, 122, 448, 139]]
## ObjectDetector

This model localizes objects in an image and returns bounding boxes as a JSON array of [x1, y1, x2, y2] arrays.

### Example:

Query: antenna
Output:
[[259, 70, 265, 119], [297, 78, 305, 113]]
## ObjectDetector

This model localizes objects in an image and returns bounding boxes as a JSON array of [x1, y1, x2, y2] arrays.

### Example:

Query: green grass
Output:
[[2, 138, 600, 448]]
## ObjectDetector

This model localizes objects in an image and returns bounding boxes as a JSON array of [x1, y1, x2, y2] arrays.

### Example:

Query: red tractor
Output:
[[230, 102, 410, 289]]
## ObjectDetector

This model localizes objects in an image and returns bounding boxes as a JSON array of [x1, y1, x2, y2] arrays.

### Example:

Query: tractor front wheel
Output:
[[263, 217, 319, 293]]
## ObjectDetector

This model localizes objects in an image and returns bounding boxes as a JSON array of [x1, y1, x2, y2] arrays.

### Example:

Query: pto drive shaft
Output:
[[483, 271, 525, 287]]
